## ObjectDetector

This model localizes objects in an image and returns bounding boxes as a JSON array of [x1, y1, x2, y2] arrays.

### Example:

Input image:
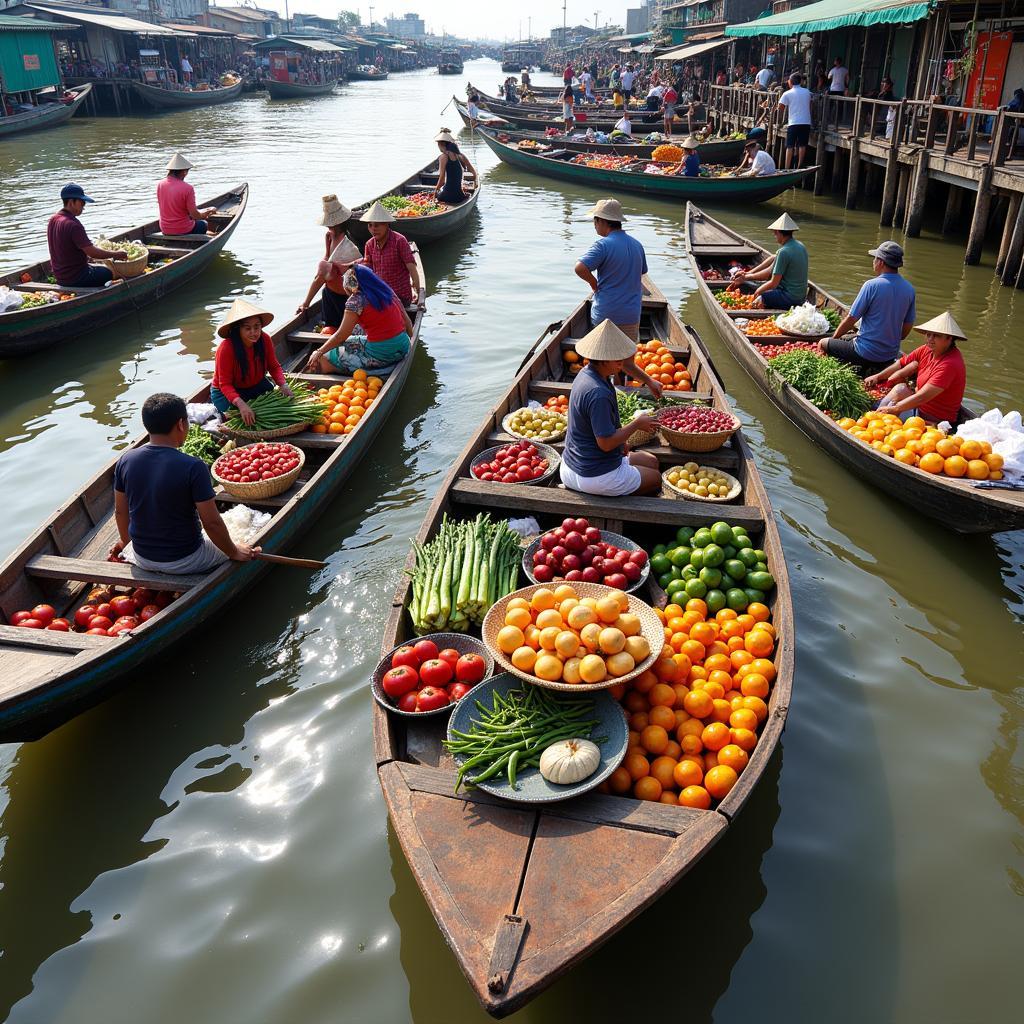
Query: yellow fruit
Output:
[[505, 606, 532, 631], [609, 589, 630, 613], [966, 459, 989, 480], [615, 613, 642, 637], [595, 596, 621, 623], [568, 604, 598, 630], [904, 416, 926, 431], [539, 626, 562, 651], [606, 651, 636, 677], [580, 622, 604, 650], [535, 608, 564, 631], [561, 657, 583, 684], [624, 635, 651, 663], [558, 598, 579, 620], [534, 654, 564, 681], [530, 588, 556, 612], [598, 627, 626, 655], [511, 646, 537, 671], [983, 452, 1004, 470], [555, 630, 581, 657], [507, 597, 530, 612], [497, 625, 525, 654], [552, 584, 578, 602], [919, 452, 944, 474], [579, 654, 608, 684], [943, 455, 968, 477], [580, 597, 599, 611], [935, 437, 960, 458], [959, 439, 983, 460]]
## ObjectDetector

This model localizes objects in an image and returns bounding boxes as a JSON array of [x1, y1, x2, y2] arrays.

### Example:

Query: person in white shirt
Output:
[[579, 69, 595, 102], [620, 66, 636, 101], [827, 57, 849, 95], [777, 72, 813, 168], [614, 113, 633, 136], [735, 140, 777, 177], [755, 64, 775, 90], [645, 83, 664, 111], [180, 55, 193, 85]]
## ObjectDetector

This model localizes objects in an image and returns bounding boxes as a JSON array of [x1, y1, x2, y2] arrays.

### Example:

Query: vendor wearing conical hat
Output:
[[434, 129, 477, 206], [357, 200, 424, 310], [730, 212, 808, 309], [297, 194, 358, 328], [560, 321, 662, 497], [210, 298, 292, 424], [157, 152, 217, 237], [680, 136, 701, 177], [865, 311, 968, 425]]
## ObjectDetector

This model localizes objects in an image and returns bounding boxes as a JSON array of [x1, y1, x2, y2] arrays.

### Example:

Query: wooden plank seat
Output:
[[144, 232, 211, 246], [25, 554, 205, 591], [0, 624, 112, 652], [14, 281, 105, 294]]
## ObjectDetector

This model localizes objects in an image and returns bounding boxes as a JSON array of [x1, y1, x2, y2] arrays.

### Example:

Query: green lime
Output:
[[689, 548, 704, 570], [684, 578, 707, 599], [724, 559, 746, 581], [734, 534, 752, 550], [738, 547, 759, 568], [670, 546, 692, 568], [692, 527, 713, 548], [705, 588, 726, 613], [682, 564, 698, 581], [722, 544, 737, 560], [667, 578, 688, 596], [653, 543, 668, 556], [746, 570, 775, 593], [676, 526, 695, 544], [701, 544, 725, 568], [753, 562, 768, 574], [710, 521, 733, 546], [726, 588, 749, 611], [699, 566, 722, 589], [670, 565, 683, 580], [753, 549, 767, 563], [744, 588, 767, 606], [731, 525, 747, 541], [650, 553, 671, 575], [657, 571, 675, 589]]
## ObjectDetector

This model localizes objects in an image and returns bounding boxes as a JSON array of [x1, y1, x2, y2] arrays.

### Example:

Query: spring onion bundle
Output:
[[767, 350, 873, 419], [408, 514, 520, 634], [223, 377, 328, 432]]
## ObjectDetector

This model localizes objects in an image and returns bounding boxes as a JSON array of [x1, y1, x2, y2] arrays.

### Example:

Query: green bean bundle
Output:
[[223, 377, 328, 432], [767, 350, 873, 419]]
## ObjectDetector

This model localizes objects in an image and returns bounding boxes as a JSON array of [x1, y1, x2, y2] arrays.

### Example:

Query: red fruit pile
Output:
[[214, 443, 301, 484], [657, 405, 736, 434], [754, 341, 820, 359], [381, 638, 488, 713], [530, 517, 648, 589], [471, 441, 549, 483], [9, 586, 174, 638]]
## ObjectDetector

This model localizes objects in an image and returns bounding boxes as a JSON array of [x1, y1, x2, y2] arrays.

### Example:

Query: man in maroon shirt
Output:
[[47, 183, 126, 287]]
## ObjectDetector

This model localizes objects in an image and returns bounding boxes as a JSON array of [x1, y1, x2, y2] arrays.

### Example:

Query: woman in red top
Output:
[[865, 311, 968, 425], [305, 265, 413, 375], [211, 298, 291, 425]]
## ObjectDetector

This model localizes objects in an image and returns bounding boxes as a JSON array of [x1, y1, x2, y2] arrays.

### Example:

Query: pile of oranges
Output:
[[627, 340, 694, 392], [544, 394, 570, 413], [743, 318, 783, 337], [597, 597, 777, 807], [310, 369, 383, 435], [837, 412, 1004, 481]]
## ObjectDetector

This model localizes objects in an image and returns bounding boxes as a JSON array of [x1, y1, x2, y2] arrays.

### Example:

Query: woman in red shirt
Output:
[[865, 311, 967, 425], [305, 265, 413, 375], [211, 298, 292, 424]]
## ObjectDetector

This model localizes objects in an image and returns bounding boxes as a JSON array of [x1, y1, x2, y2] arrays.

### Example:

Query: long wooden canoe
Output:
[[345, 157, 480, 246], [0, 251, 425, 742], [374, 276, 794, 1016], [478, 128, 815, 202], [130, 79, 243, 109], [479, 97, 663, 133], [265, 77, 339, 98], [348, 68, 389, 81], [685, 204, 1024, 533], [0, 84, 91, 138], [453, 96, 511, 129], [0, 184, 249, 357]]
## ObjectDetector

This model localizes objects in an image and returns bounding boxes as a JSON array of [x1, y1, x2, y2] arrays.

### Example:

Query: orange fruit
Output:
[[959, 439, 982, 460], [649, 682, 677, 708], [678, 785, 712, 809], [663, 739, 682, 761], [647, 705, 676, 732], [683, 689, 714, 719], [633, 670, 657, 695], [701, 721, 730, 751], [729, 708, 758, 732], [730, 727, 758, 752], [705, 764, 739, 799], [749, 658, 776, 683], [634, 776, 663, 801], [650, 756, 679, 790], [680, 639, 705, 664], [609, 766, 632, 794], [630, 712, 650, 732], [680, 733, 703, 755], [966, 459, 989, 480], [625, 752, 651, 781], [703, 751, 719, 771], [711, 698, 733, 723], [677, 718, 703, 740], [742, 695, 769, 723], [673, 758, 704, 788], [984, 452, 1004, 470], [904, 415, 926, 431], [943, 455, 968, 477], [641, 725, 669, 755], [653, 658, 678, 683], [919, 451, 944, 474], [740, 673, 770, 699], [717, 744, 749, 773], [685, 598, 708, 617], [744, 630, 774, 658], [935, 437, 959, 458]]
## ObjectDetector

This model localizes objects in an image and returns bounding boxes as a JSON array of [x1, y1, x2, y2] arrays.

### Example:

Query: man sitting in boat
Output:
[[47, 183, 127, 288], [305, 265, 413, 375], [109, 393, 258, 574], [730, 213, 808, 309], [865, 311, 967, 425], [157, 153, 217, 237], [613, 111, 632, 136], [733, 139, 776, 177], [434, 130, 477, 205], [356, 201, 425, 310], [820, 241, 916, 376], [211, 299, 292, 425], [560, 321, 661, 497]]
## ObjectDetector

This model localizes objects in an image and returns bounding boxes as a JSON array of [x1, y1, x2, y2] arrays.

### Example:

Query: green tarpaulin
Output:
[[725, 0, 933, 38]]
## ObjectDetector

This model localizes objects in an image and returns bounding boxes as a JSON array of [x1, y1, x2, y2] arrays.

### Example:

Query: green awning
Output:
[[726, 0, 933, 38]]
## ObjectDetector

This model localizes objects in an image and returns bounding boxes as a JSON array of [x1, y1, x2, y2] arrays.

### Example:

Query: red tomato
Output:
[[88, 615, 113, 631], [419, 658, 453, 687], [74, 605, 96, 628], [391, 645, 420, 670], [107, 623, 134, 636], [154, 592, 173, 608], [447, 682, 472, 702], [46, 618, 71, 631], [94, 603, 113, 620], [139, 604, 161, 621], [10, 610, 32, 625], [113, 616, 139, 630], [437, 648, 460, 670], [413, 639, 439, 664], [18, 618, 44, 629], [455, 653, 487, 684], [382, 665, 419, 698], [85, 627, 110, 636], [109, 595, 137, 617], [397, 691, 419, 713], [31, 604, 56, 625], [415, 686, 450, 712], [132, 588, 155, 607]]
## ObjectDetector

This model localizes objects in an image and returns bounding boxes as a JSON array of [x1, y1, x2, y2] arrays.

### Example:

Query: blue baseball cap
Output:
[[60, 183, 94, 203]]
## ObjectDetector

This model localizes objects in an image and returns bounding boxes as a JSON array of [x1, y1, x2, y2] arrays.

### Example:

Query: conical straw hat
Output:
[[914, 311, 967, 340], [767, 212, 799, 231], [166, 152, 193, 171], [359, 200, 396, 223], [680, 136, 700, 150], [574, 320, 637, 361], [217, 297, 274, 338], [434, 129, 457, 143], [319, 194, 352, 227]]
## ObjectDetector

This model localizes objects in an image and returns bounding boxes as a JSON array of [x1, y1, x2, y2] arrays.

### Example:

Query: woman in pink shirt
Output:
[[157, 153, 216, 235]]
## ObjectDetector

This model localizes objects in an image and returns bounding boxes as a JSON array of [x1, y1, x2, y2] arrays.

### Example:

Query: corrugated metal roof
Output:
[[0, 13, 66, 31], [19, 3, 184, 36], [253, 35, 344, 52]]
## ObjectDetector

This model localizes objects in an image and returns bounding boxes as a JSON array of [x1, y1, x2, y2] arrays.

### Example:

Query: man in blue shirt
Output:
[[575, 197, 664, 396], [820, 241, 916, 375]]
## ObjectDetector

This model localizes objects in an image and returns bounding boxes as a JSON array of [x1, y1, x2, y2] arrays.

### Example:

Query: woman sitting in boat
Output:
[[305, 265, 413, 376], [864, 311, 967, 425], [433, 131, 477, 206], [679, 136, 701, 177], [296, 194, 360, 329], [560, 321, 661, 497], [210, 299, 292, 425], [157, 153, 217, 236], [357, 202, 425, 309]]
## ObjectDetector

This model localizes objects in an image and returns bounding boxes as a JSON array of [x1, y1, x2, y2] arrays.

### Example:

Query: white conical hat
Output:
[[319, 194, 352, 227], [680, 135, 700, 150], [434, 129, 457, 143], [166, 152, 193, 171], [574, 320, 637, 361], [767, 212, 799, 231], [914, 311, 967, 340], [217, 297, 274, 338], [359, 200, 395, 223]]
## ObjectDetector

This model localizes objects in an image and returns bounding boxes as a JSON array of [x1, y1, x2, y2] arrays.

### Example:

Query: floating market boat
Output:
[[265, 77, 339, 98], [685, 203, 1024, 534], [374, 276, 794, 1017], [453, 96, 511, 128], [345, 157, 480, 246], [0, 185, 249, 357], [478, 94, 663, 133], [0, 83, 91, 138], [478, 128, 815, 203], [0, 251, 425, 742], [348, 67, 389, 81], [130, 78, 244, 109], [437, 50, 464, 75]]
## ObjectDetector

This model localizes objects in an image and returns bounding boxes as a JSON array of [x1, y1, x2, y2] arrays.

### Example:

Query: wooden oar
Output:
[[255, 552, 327, 570]]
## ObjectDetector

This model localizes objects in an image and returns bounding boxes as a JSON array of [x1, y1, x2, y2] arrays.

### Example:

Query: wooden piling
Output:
[[942, 184, 963, 235], [893, 164, 910, 227], [845, 140, 862, 209], [964, 164, 993, 264], [880, 155, 900, 225], [831, 147, 845, 193], [996, 193, 1022, 276], [814, 149, 828, 195], [1000, 196, 1024, 285], [905, 151, 930, 237]]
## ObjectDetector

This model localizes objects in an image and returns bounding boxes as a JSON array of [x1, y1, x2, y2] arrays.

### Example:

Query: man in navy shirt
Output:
[[110, 393, 259, 574]]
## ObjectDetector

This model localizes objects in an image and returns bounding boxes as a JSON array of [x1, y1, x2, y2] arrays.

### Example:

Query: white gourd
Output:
[[539, 738, 601, 785]]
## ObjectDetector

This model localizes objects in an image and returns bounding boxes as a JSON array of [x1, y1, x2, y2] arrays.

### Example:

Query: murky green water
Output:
[[0, 61, 1021, 1023]]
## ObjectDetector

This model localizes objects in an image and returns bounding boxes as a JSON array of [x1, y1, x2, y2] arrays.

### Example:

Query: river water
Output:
[[0, 60, 1021, 1024]]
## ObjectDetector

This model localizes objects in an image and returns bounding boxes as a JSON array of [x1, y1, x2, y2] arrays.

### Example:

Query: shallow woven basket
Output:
[[211, 442, 304, 499], [657, 411, 740, 453], [777, 324, 831, 341], [101, 249, 148, 279], [661, 466, 742, 503], [482, 582, 665, 693], [371, 633, 494, 719], [469, 441, 561, 486], [501, 410, 567, 444], [219, 420, 310, 441], [522, 530, 651, 594]]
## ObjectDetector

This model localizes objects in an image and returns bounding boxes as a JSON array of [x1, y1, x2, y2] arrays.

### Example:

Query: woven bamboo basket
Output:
[[625, 413, 658, 447], [219, 421, 310, 441], [656, 411, 740, 453], [661, 466, 742, 503], [482, 582, 665, 693], [100, 248, 148, 279], [211, 442, 304, 499]]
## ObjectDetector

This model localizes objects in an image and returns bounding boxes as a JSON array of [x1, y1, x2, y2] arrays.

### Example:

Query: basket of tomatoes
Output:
[[470, 440, 560, 485], [211, 442, 304, 499]]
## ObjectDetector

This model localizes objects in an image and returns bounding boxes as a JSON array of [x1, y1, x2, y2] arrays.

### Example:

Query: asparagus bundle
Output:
[[408, 514, 521, 635], [223, 377, 328, 432]]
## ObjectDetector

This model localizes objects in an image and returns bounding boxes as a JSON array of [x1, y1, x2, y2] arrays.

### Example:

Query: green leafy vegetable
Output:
[[767, 350, 873, 419], [181, 424, 221, 465]]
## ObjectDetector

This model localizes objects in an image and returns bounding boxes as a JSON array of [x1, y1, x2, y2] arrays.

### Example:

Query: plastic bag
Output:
[[507, 517, 540, 540], [0, 286, 24, 313], [187, 402, 218, 425]]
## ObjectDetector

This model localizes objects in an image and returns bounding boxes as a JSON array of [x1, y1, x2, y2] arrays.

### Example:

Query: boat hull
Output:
[[265, 78, 338, 98], [348, 69, 389, 81], [130, 79, 243, 109], [0, 84, 91, 138]]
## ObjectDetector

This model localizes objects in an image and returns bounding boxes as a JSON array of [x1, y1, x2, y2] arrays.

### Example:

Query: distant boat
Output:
[[349, 66, 389, 81], [130, 78, 243, 109], [0, 84, 90, 138], [265, 77, 339, 98], [437, 49, 463, 75]]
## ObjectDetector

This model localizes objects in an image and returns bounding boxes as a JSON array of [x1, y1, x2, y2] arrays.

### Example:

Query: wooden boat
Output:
[[0, 84, 90, 138], [479, 95, 664, 133], [453, 96, 511, 129], [0, 251, 425, 742], [438, 51, 464, 75], [478, 128, 815, 203], [0, 185, 249, 358], [345, 158, 480, 246], [348, 67, 389, 81], [685, 204, 1024, 534], [374, 277, 794, 1016], [130, 78, 244, 109], [265, 77, 339, 98]]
